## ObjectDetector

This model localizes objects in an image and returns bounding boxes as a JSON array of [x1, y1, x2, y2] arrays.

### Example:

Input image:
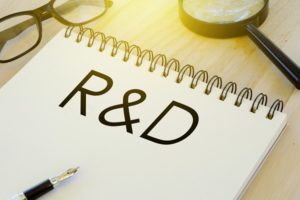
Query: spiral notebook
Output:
[[0, 26, 287, 200]]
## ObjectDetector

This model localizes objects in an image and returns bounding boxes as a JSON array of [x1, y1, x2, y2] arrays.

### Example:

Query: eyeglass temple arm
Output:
[[0, 42, 6, 52]]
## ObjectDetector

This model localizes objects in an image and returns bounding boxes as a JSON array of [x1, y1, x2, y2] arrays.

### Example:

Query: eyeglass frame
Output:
[[0, 0, 113, 63]]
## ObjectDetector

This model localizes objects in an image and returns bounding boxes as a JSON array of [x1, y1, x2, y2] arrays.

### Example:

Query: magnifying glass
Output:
[[179, 0, 300, 89]]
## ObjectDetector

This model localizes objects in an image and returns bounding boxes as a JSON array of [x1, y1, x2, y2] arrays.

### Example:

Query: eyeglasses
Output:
[[0, 0, 113, 63]]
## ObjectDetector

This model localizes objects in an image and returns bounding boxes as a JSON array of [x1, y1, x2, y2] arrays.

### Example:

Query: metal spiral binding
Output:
[[64, 25, 284, 120]]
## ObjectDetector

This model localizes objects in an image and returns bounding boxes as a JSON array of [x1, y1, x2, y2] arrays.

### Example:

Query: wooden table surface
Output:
[[1, 0, 300, 199]]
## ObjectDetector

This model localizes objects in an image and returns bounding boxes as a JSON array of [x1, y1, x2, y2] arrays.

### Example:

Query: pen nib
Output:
[[50, 167, 79, 187]]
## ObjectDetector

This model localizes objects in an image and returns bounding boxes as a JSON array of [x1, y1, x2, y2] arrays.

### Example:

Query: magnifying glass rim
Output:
[[179, 0, 269, 38]]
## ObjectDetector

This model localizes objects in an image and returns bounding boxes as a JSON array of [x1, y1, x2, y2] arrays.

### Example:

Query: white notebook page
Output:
[[0, 30, 287, 200]]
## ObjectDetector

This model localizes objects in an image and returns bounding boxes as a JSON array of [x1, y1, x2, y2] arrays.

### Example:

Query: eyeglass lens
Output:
[[53, 0, 107, 24], [0, 0, 109, 62], [0, 14, 39, 62]]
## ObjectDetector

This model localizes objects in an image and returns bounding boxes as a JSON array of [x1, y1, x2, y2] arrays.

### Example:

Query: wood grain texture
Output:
[[0, 0, 299, 199]]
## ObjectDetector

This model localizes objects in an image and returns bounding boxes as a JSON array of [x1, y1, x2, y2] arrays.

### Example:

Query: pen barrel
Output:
[[24, 179, 54, 200]]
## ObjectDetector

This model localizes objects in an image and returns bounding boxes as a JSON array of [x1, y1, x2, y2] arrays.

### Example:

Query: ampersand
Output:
[[99, 89, 147, 133]]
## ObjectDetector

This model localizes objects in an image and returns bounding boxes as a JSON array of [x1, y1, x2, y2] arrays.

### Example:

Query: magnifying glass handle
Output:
[[246, 24, 300, 89]]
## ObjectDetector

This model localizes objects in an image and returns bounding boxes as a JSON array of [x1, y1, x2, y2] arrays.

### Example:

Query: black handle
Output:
[[246, 24, 300, 89], [24, 179, 54, 200]]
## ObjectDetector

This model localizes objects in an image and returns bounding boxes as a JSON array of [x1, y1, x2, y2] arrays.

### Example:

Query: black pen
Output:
[[9, 167, 79, 200]]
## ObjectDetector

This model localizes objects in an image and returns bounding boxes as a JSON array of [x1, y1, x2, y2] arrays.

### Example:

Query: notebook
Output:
[[0, 26, 287, 200]]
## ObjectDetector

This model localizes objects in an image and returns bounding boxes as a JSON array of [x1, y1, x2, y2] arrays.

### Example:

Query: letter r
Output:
[[59, 70, 113, 116]]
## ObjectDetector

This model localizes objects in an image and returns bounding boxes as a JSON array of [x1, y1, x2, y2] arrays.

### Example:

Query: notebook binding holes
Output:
[[190, 70, 209, 89], [163, 59, 181, 77], [220, 82, 237, 101], [77, 27, 94, 43], [204, 75, 222, 95], [66, 25, 285, 120], [126, 45, 142, 62], [234, 88, 253, 107], [149, 54, 167, 72], [114, 41, 130, 60], [64, 26, 82, 38], [267, 100, 284, 119], [136, 50, 154, 67], [250, 93, 268, 113], [176, 65, 195, 83]]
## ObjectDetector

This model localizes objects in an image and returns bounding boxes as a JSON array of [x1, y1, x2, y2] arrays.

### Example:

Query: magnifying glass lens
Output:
[[183, 0, 265, 24]]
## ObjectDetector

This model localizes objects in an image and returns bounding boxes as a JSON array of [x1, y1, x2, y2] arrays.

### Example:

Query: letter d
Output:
[[141, 101, 199, 145]]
